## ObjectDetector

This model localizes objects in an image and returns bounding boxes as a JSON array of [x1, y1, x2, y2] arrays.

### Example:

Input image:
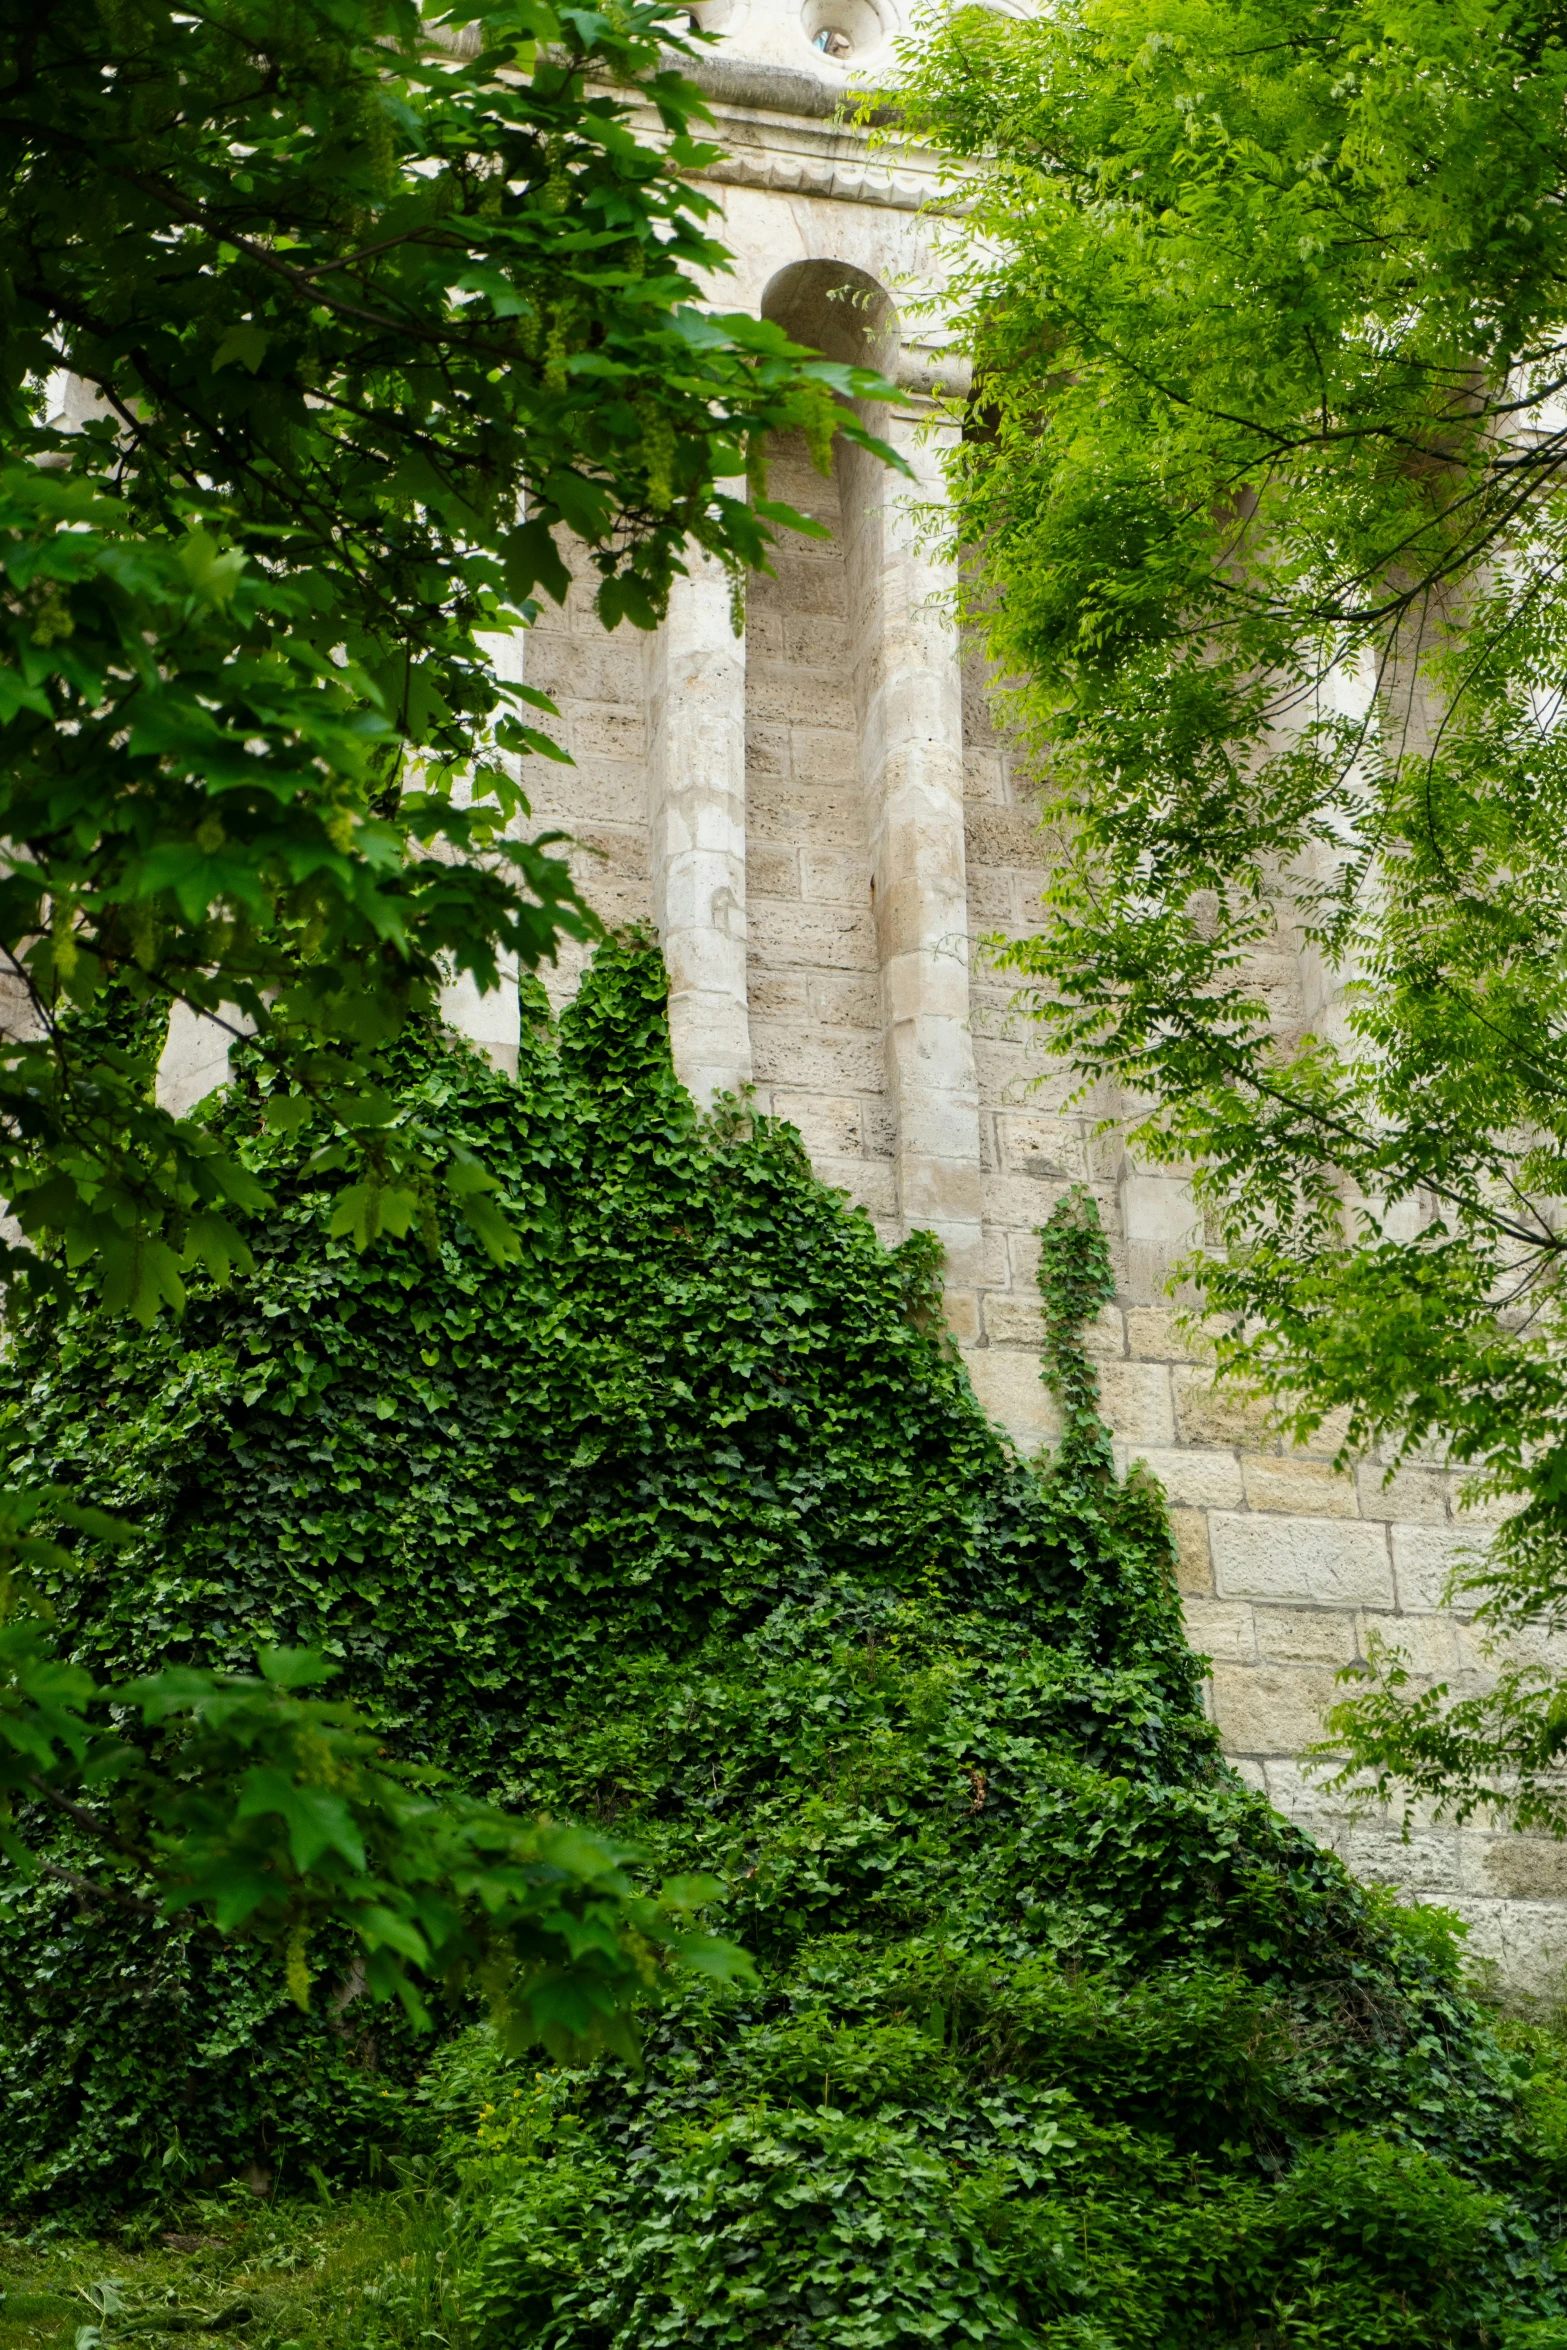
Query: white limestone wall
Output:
[[744, 432, 895, 1211], [539, 12, 1567, 1997], [517, 565, 657, 1002], [951, 651, 1567, 1995], [647, 553, 752, 1107], [152, 0, 1567, 1997], [839, 407, 984, 1284]]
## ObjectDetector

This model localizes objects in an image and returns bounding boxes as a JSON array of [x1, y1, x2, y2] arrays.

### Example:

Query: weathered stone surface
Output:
[[1135, 1446, 1245, 1511], [1171, 1367, 1280, 1451], [1355, 1610, 1461, 1679], [1181, 1598, 1258, 1663], [1473, 1837, 1567, 1902], [531, 759, 646, 830], [995, 1110, 1090, 1178], [1355, 1462, 1453, 1524], [748, 784, 866, 847], [1080, 1304, 1130, 1360], [1291, 1403, 1358, 1461], [1241, 1453, 1361, 1519], [963, 748, 1006, 803], [749, 899, 877, 969], [800, 847, 868, 905], [1119, 1172, 1199, 1305], [1252, 1606, 1361, 1667], [751, 1024, 888, 1094], [1345, 1827, 1462, 1892], [964, 805, 1043, 866], [158, 1001, 251, 1114], [814, 1156, 898, 1220], [770, 1093, 866, 1158], [747, 968, 810, 1020], [967, 866, 1017, 925], [1097, 1361, 1176, 1446], [961, 1347, 1063, 1451], [748, 842, 801, 898], [807, 970, 882, 1030], [645, 557, 752, 1107], [1212, 1515, 1395, 1608], [1442, 1897, 1567, 2003], [1259, 1761, 1357, 1824], [1462, 1616, 1567, 1676], [1168, 1506, 1214, 1594], [1124, 1307, 1197, 1361], [981, 1295, 1045, 1348], [981, 1171, 1076, 1230], [1391, 1525, 1488, 1614], [942, 1289, 981, 1343], [572, 706, 646, 762], [1208, 1663, 1343, 1754]]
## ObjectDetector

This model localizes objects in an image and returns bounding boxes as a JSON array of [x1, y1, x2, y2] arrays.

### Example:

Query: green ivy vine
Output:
[[0, 937, 1563, 2344]]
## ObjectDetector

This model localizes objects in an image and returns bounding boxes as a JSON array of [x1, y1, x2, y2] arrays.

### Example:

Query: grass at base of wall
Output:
[[10, 2000, 1567, 2350], [0, 2187, 467, 2350]]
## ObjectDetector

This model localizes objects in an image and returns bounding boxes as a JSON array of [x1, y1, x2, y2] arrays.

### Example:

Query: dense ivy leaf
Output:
[[0, 944, 1546, 2330]]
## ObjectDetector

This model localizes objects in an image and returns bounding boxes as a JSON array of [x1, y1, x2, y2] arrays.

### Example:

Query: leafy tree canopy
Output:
[[0, 0, 895, 1321], [901, 0, 1567, 1823]]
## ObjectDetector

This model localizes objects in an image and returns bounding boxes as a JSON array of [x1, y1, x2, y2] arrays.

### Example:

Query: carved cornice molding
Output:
[[619, 64, 958, 215], [697, 135, 941, 212]]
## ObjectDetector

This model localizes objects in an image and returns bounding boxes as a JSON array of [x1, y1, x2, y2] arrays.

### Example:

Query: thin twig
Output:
[[35, 1857, 159, 1919]]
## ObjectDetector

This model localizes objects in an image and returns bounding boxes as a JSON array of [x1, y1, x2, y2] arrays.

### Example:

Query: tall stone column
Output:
[[840, 408, 985, 1286], [438, 621, 525, 1077], [645, 551, 752, 1107], [156, 1001, 253, 1117]]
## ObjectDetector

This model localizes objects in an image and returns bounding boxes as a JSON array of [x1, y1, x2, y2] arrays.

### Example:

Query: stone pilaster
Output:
[[439, 953, 521, 1078], [645, 551, 752, 1107], [841, 410, 984, 1285], [156, 1001, 251, 1117], [438, 620, 525, 1077]]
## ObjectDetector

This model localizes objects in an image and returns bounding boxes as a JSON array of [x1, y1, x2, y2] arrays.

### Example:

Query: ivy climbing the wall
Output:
[[2, 937, 1565, 2341]]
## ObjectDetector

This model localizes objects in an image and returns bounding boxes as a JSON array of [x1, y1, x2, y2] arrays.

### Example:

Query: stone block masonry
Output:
[[326, 0, 1567, 1997], [743, 435, 893, 1227]]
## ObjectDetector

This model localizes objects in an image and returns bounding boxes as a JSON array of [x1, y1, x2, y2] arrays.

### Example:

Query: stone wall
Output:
[[948, 662, 1567, 1996], [153, 0, 1567, 1996], [531, 6, 1567, 1996]]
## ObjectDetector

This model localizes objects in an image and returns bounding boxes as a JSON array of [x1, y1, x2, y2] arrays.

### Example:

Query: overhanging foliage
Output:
[[0, 0, 898, 1319], [900, 0, 1567, 1821]]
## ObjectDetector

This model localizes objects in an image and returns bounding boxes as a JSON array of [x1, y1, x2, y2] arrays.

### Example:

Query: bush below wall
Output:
[[1, 938, 1564, 2343]]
